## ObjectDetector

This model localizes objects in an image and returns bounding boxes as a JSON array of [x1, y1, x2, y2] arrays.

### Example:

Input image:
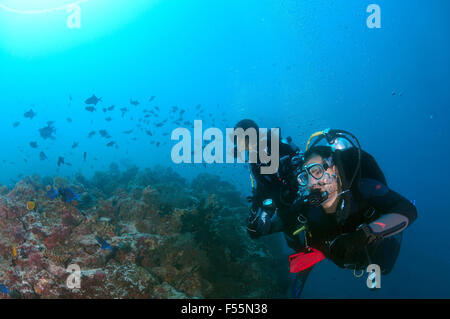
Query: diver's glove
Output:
[[246, 207, 274, 238], [329, 224, 377, 265]]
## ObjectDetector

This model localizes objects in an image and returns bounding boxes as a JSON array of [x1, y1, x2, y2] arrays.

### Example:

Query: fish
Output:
[[123, 130, 133, 134], [38, 122, 56, 140], [108, 105, 115, 111], [105, 117, 112, 122], [29, 141, 38, 149], [99, 130, 111, 138], [145, 130, 152, 136], [102, 108, 107, 113], [85, 94, 102, 105], [0, 284, 10, 295], [83, 152, 87, 162], [39, 152, 47, 161], [148, 96, 155, 102], [156, 142, 160, 147], [72, 142, 79, 149], [13, 122, 20, 128], [88, 131, 96, 138], [24, 109, 36, 119], [85, 106, 96, 112], [130, 99, 140, 106], [154, 106, 160, 111], [57, 156, 65, 167], [95, 236, 112, 250], [155, 122, 164, 128], [58, 188, 79, 203], [106, 141, 116, 147], [67, 118, 72, 123], [46, 186, 59, 200], [120, 108, 128, 117]]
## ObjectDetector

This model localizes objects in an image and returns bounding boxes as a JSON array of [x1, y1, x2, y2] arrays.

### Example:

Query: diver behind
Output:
[[232, 119, 303, 252]]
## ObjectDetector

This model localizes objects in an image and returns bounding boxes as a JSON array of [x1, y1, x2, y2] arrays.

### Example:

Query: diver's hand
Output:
[[329, 229, 369, 264], [246, 208, 272, 237]]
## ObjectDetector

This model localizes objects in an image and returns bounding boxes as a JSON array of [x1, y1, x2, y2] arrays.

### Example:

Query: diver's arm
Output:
[[359, 178, 418, 240]]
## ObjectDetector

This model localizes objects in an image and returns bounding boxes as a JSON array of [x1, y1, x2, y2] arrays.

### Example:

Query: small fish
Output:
[[102, 108, 107, 113], [12, 246, 17, 258], [83, 152, 87, 162], [105, 117, 112, 122], [108, 105, 115, 111], [85, 106, 96, 112], [67, 118, 72, 123], [24, 109, 36, 119], [130, 99, 140, 106], [58, 188, 79, 203], [106, 141, 116, 147], [0, 284, 10, 295], [123, 130, 133, 134], [99, 130, 111, 138], [120, 107, 128, 117], [155, 122, 164, 128], [95, 236, 112, 250], [148, 96, 155, 102], [39, 122, 56, 140], [46, 186, 59, 200], [85, 94, 102, 105], [154, 106, 160, 111], [156, 142, 160, 147], [72, 142, 79, 149], [57, 156, 65, 167], [88, 131, 96, 138], [29, 141, 38, 149], [39, 152, 47, 161], [145, 130, 152, 136], [13, 122, 20, 128]]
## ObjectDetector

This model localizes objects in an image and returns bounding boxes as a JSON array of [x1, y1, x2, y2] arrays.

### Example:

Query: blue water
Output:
[[0, 0, 449, 298]]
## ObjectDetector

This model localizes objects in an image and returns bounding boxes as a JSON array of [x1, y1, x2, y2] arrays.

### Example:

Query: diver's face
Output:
[[236, 137, 258, 162], [304, 155, 340, 209]]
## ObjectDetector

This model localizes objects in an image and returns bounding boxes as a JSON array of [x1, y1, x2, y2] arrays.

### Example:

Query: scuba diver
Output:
[[233, 119, 304, 252], [287, 129, 418, 297]]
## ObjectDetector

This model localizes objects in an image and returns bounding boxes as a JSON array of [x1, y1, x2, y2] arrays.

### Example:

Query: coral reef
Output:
[[0, 167, 286, 299]]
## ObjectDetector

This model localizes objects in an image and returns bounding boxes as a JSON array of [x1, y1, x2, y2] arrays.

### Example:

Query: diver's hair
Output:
[[234, 119, 259, 132], [303, 145, 334, 164]]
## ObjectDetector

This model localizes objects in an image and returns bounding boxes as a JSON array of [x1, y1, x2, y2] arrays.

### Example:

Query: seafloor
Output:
[[0, 164, 286, 298]]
